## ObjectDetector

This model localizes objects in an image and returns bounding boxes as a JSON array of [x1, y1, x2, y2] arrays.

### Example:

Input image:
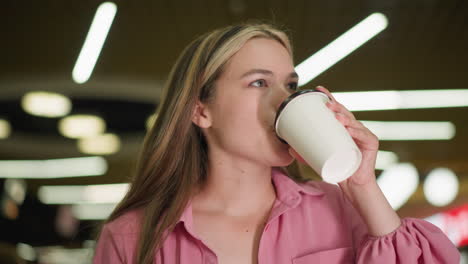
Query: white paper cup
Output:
[[274, 90, 362, 183]]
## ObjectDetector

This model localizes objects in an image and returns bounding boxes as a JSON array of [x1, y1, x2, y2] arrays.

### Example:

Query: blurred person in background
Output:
[[93, 23, 460, 263]]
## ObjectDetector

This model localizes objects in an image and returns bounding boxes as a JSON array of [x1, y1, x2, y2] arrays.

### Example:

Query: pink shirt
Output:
[[94, 168, 460, 263]]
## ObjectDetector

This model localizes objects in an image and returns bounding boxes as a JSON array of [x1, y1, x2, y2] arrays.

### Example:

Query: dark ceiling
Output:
[[0, 0, 467, 218]]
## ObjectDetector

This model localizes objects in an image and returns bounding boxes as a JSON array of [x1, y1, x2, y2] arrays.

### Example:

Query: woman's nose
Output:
[[274, 85, 293, 110]]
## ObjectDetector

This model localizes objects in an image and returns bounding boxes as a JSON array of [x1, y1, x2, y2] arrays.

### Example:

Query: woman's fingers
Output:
[[315, 86, 336, 101], [346, 127, 379, 149], [335, 112, 362, 129], [326, 101, 355, 120], [316, 86, 356, 120], [335, 113, 379, 150]]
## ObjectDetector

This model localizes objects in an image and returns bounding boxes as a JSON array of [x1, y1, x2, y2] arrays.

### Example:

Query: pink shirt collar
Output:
[[177, 167, 325, 240]]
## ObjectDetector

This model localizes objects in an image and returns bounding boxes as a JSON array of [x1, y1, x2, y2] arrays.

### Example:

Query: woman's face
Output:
[[203, 37, 299, 167]]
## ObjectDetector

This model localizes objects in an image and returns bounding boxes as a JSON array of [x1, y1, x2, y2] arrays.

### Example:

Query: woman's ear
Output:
[[191, 101, 212, 128]]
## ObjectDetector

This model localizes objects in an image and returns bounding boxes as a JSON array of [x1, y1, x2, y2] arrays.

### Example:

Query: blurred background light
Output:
[[146, 113, 157, 130], [77, 133, 120, 155], [58, 114, 106, 139], [375, 150, 399, 170], [72, 203, 117, 220], [0, 118, 11, 139], [296, 12, 388, 85], [423, 168, 459, 207], [72, 2, 117, 84], [334, 89, 468, 111], [82, 240, 96, 249], [21, 91, 72, 118], [0, 156, 107, 179], [461, 251, 468, 264], [361, 121, 456, 140], [38, 183, 128, 204], [377, 163, 419, 210], [424, 204, 468, 248], [36, 246, 93, 264], [17, 243, 37, 262], [4, 178, 26, 204]]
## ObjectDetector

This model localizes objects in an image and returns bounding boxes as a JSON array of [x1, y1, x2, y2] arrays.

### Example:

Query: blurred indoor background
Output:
[[1, 0, 467, 263]]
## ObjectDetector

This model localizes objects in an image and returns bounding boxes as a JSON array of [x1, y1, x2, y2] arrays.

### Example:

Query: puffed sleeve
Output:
[[93, 224, 125, 263], [358, 218, 461, 263], [339, 187, 461, 263]]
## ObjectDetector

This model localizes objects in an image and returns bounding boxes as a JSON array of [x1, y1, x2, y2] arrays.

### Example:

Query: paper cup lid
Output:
[[274, 89, 331, 143]]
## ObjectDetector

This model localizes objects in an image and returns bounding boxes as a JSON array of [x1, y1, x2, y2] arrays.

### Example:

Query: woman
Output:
[[93, 23, 460, 263]]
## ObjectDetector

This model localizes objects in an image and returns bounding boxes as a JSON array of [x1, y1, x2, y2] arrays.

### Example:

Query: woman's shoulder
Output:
[[103, 207, 144, 236]]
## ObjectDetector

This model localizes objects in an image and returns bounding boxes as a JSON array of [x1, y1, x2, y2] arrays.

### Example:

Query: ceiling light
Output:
[[377, 163, 419, 210], [72, 203, 117, 220], [72, 2, 117, 84], [21, 91, 71, 118], [0, 156, 107, 179], [38, 183, 128, 204], [58, 114, 106, 139], [296, 12, 388, 85], [77, 133, 120, 155], [360, 121, 455, 140], [423, 168, 459, 207], [334, 89, 468, 111]]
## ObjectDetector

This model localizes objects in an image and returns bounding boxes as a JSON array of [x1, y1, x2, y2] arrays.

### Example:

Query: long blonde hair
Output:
[[102, 22, 309, 264]]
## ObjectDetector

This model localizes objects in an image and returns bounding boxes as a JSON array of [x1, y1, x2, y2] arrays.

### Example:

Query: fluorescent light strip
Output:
[[296, 13, 388, 86], [38, 183, 128, 204], [333, 89, 468, 111], [0, 156, 107, 179], [36, 247, 94, 263], [72, 2, 117, 84], [361, 121, 455, 140], [72, 203, 117, 220]]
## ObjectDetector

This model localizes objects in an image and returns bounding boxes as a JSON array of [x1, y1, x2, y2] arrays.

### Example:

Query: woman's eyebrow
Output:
[[240, 68, 299, 79]]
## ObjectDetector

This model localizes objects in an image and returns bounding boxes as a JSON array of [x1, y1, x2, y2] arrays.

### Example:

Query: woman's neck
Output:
[[192, 156, 277, 218]]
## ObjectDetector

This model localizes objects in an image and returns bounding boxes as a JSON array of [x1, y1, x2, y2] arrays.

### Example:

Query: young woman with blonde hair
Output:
[[93, 23, 459, 263]]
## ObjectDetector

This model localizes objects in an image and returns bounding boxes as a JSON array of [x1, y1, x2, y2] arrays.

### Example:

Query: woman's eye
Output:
[[250, 79, 267, 87], [288, 82, 298, 91]]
